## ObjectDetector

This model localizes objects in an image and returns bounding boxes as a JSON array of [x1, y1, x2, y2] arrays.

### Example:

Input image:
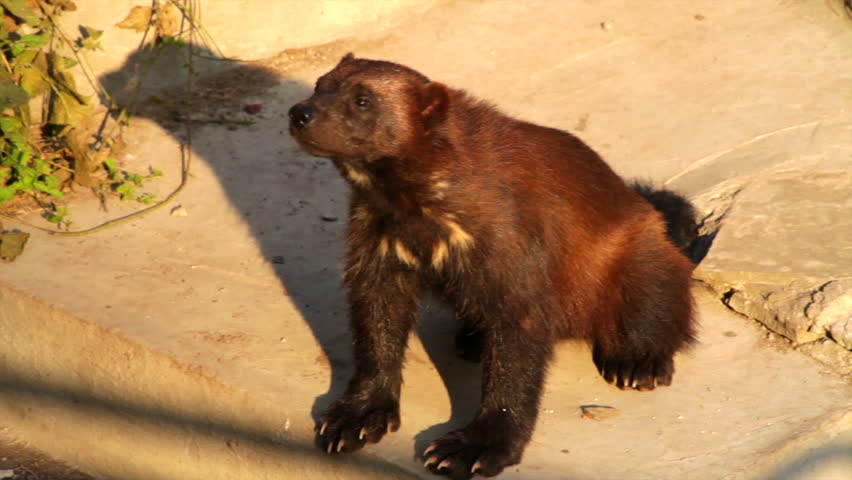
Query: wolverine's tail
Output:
[[631, 181, 699, 262]]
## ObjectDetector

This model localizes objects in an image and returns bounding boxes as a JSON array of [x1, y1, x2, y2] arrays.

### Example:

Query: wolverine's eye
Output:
[[354, 96, 371, 108]]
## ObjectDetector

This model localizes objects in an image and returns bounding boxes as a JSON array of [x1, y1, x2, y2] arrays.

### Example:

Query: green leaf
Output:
[[0, 116, 26, 147], [49, 90, 91, 126], [149, 167, 163, 177], [47, 54, 87, 104], [137, 193, 154, 204], [19, 33, 48, 47], [0, 71, 28, 109], [15, 48, 37, 66], [59, 56, 78, 70], [9, 43, 26, 57], [18, 61, 50, 97], [0, 186, 15, 203], [125, 172, 143, 186], [33, 176, 65, 198], [103, 157, 117, 174], [116, 108, 130, 125], [42, 174, 60, 189], [44, 205, 69, 224], [0, 0, 42, 25], [79, 25, 103, 50], [159, 35, 186, 49], [0, 115, 22, 134], [115, 182, 134, 200]]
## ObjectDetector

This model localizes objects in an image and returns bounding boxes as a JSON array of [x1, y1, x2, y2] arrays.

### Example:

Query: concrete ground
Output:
[[1, 1, 851, 479]]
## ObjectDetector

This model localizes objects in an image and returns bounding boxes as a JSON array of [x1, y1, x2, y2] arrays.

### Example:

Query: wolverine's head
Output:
[[288, 53, 449, 161]]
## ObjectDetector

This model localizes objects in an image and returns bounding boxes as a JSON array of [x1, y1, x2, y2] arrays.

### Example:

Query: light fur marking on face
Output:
[[344, 165, 371, 187], [394, 240, 420, 268], [433, 181, 449, 200]]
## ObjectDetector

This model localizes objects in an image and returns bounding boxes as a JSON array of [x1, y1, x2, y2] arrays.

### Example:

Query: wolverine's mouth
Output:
[[289, 128, 335, 158]]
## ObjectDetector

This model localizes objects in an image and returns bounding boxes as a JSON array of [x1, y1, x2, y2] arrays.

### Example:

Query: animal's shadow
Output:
[[99, 43, 481, 459]]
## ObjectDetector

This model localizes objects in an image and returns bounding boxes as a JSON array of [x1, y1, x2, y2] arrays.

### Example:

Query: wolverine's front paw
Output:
[[317, 391, 400, 454], [422, 421, 524, 479]]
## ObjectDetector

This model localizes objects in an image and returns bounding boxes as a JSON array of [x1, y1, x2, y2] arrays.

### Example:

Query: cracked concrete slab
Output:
[[685, 120, 852, 349], [1, 0, 850, 479]]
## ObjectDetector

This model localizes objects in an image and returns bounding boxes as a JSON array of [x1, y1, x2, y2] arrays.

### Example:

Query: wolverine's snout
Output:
[[288, 103, 316, 129]]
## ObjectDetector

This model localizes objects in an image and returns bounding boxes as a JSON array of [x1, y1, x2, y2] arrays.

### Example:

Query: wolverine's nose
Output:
[[288, 104, 315, 129]]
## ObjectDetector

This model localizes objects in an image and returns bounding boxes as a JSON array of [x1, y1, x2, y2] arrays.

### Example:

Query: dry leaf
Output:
[[116, 5, 153, 33], [0, 231, 30, 262], [156, 1, 181, 38]]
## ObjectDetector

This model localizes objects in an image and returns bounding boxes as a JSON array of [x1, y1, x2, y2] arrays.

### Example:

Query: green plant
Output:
[[1, 0, 229, 236], [0, 0, 164, 230], [0, 0, 70, 206]]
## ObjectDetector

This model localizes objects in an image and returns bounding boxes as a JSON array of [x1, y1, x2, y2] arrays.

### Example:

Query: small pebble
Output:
[[694, 13, 706, 21], [170, 205, 188, 217], [600, 21, 613, 31], [271, 255, 285, 264], [321, 214, 338, 222], [580, 405, 620, 421]]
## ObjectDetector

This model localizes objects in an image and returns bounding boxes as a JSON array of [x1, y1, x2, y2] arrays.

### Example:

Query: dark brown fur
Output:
[[288, 54, 697, 479]]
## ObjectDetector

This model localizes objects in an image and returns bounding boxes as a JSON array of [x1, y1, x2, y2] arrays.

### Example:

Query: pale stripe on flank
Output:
[[378, 236, 389, 258], [394, 240, 420, 268], [431, 240, 449, 269], [442, 218, 475, 250]]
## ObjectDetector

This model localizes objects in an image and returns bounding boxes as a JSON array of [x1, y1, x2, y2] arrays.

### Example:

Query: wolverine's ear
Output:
[[338, 52, 356, 65], [419, 82, 449, 130]]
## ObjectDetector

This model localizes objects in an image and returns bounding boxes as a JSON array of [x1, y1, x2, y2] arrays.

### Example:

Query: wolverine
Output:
[[288, 53, 698, 479]]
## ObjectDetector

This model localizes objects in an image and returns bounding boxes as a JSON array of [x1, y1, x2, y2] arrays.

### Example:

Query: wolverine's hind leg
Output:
[[592, 344, 675, 391], [592, 248, 696, 391]]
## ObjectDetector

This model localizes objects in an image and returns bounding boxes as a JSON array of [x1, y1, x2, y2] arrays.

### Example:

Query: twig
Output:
[[0, 48, 13, 74], [38, 4, 115, 107]]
